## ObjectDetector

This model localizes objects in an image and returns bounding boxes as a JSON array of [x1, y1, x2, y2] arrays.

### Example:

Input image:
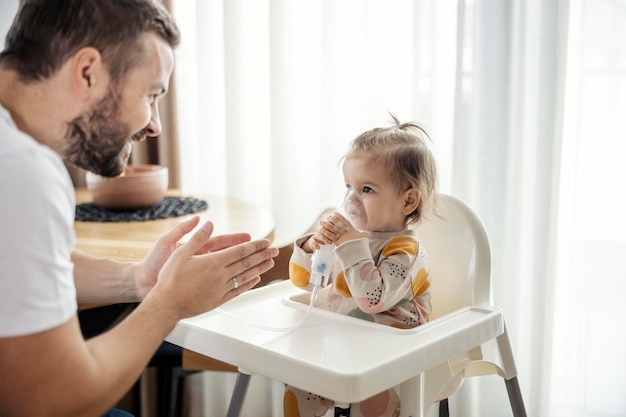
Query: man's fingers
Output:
[[212, 238, 274, 268], [175, 221, 215, 257], [224, 255, 275, 293], [158, 216, 200, 248], [221, 245, 277, 288], [223, 276, 262, 302], [194, 232, 252, 254]]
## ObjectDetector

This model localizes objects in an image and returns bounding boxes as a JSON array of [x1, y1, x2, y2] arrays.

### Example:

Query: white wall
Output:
[[0, 1, 19, 48]]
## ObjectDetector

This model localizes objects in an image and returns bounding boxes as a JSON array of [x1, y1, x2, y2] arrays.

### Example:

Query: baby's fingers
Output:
[[316, 225, 336, 242], [328, 212, 352, 227], [310, 234, 330, 249]]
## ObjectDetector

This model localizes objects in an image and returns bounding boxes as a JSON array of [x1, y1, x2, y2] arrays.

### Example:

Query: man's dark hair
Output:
[[0, 0, 180, 83]]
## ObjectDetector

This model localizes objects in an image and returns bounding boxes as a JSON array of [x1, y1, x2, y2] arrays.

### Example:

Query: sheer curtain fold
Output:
[[446, 2, 567, 415], [171, 1, 625, 416]]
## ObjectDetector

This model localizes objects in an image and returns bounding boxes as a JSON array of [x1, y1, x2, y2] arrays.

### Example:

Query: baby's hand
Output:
[[305, 232, 332, 252], [320, 212, 367, 246], [304, 212, 367, 252]]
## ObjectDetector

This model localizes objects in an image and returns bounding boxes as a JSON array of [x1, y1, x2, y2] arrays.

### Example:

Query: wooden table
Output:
[[74, 188, 275, 372], [74, 188, 275, 259]]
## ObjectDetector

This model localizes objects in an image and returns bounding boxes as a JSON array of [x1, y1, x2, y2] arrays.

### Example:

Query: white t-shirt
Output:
[[0, 103, 77, 337]]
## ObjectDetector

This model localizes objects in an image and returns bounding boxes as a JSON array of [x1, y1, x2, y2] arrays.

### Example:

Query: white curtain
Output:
[[172, 1, 626, 416]]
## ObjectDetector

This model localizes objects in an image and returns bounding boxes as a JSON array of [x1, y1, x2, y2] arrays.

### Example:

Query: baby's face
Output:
[[342, 157, 407, 233]]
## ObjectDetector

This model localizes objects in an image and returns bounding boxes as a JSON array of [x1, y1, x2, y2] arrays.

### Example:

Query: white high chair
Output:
[[217, 193, 528, 417]]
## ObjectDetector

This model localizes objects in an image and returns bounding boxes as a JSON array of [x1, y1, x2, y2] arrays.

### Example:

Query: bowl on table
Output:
[[85, 164, 168, 210]]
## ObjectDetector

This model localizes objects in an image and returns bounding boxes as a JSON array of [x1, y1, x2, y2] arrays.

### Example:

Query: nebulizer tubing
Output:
[[215, 190, 364, 332], [215, 286, 321, 332]]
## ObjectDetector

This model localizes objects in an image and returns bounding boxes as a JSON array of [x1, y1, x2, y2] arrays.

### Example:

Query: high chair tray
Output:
[[166, 280, 504, 404]]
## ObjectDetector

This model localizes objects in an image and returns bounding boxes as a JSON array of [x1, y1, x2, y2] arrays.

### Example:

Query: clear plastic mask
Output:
[[341, 188, 367, 231]]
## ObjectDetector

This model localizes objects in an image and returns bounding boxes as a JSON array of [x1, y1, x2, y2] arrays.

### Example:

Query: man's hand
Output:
[[140, 217, 278, 320]]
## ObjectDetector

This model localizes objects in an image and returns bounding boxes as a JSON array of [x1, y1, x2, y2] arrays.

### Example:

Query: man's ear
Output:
[[70, 47, 106, 101], [402, 188, 420, 215]]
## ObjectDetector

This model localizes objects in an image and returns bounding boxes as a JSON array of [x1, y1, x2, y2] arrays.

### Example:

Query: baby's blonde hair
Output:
[[342, 114, 438, 226]]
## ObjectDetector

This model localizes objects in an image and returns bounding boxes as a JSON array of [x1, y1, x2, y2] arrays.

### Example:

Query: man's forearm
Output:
[[72, 250, 139, 304]]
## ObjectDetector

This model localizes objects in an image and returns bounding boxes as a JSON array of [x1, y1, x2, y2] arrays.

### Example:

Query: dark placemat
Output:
[[75, 196, 208, 222]]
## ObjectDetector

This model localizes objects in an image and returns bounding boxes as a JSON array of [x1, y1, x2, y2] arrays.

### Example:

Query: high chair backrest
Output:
[[412, 194, 493, 320]]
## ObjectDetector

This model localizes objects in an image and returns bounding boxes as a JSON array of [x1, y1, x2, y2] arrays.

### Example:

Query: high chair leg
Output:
[[505, 377, 527, 417], [334, 404, 351, 416], [226, 372, 251, 417], [438, 398, 449, 417]]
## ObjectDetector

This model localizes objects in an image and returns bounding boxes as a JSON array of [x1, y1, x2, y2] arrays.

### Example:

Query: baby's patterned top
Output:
[[289, 229, 431, 329]]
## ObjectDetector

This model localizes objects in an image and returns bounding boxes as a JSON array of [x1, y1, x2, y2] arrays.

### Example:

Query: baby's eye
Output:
[[362, 186, 373, 194]]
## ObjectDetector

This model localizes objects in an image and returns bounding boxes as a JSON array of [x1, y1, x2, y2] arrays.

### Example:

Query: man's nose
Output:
[[146, 105, 162, 137]]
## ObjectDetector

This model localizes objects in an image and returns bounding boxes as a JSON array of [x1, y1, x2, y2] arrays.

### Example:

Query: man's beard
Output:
[[62, 90, 147, 177]]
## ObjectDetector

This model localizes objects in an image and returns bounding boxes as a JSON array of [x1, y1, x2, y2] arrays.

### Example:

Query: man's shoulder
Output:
[[0, 118, 70, 193], [0, 105, 50, 169]]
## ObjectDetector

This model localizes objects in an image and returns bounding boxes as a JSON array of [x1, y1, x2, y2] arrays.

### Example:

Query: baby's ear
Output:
[[402, 188, 420, 215]]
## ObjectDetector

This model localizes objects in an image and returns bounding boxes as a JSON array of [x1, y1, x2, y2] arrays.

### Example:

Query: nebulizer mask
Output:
[[341, 187, 368, 231], [217, 189, 367, 332]]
